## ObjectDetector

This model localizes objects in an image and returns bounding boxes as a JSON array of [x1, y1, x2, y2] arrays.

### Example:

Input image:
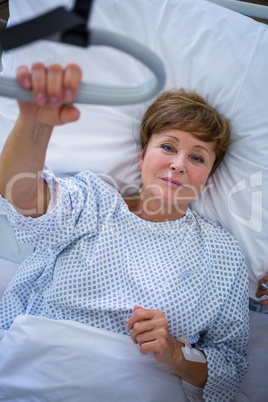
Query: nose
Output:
[[170, 155, 186, 173]]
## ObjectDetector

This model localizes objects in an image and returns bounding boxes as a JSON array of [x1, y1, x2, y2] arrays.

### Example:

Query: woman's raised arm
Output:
[[0, 63, 82, 217]]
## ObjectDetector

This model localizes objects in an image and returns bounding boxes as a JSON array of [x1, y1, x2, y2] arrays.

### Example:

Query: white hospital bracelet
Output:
[[182, 345, 207, 363]]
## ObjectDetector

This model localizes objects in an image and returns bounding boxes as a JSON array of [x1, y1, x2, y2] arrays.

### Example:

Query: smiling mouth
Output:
[[161, 177, 184, 188]]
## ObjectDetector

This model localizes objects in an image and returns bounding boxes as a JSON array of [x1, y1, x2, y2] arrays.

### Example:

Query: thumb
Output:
[[60, 105, 80, 124]]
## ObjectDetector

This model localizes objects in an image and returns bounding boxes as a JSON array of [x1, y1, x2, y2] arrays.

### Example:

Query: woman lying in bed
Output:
[[0, 63, 249, 401]]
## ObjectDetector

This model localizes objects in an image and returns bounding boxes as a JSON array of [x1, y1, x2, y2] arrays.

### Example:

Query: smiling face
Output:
[[137, 129, 216, 221]]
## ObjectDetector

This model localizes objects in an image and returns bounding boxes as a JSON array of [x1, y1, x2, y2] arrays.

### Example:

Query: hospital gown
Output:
[[0, 167, 249, 401]]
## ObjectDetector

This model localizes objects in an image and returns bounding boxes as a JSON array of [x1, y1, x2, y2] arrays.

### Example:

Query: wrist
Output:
[[169, 340, 185, 373], [169, 340, 208, 388], [18, 114, 54, 132]]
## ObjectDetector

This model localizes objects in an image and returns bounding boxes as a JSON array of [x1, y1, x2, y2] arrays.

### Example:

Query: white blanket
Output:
[[0, 315, 189, 402]]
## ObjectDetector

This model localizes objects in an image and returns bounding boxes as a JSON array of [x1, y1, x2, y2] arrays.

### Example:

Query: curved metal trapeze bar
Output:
[[0, 7, 166, 106]]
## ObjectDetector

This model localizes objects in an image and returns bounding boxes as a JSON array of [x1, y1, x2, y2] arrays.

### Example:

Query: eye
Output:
[[161, 144, 175, 152], [191, 154, 205, 164]]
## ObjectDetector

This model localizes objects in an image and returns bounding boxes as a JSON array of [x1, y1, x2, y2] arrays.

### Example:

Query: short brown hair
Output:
[[140, 89, 231, 176]]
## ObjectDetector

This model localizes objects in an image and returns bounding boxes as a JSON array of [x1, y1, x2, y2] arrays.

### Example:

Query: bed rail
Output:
[[207, 0, 268, 19]]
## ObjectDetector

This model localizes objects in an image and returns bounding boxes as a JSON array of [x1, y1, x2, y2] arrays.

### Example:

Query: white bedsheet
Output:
[[0, 315, 189, 402]]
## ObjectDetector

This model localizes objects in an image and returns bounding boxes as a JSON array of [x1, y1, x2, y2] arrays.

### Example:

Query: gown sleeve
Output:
[[0, 166, 117, 252], [196, 251, 249, 402]]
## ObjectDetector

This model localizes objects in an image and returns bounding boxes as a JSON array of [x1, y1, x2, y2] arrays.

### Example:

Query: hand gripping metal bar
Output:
[[0, 5, 166, 105]]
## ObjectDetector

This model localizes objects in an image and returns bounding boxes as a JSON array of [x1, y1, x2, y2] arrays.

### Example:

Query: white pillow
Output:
[[0, 0, 268, 301]]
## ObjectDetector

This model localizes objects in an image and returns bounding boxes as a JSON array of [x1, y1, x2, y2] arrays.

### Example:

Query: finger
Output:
[[261, 282, 268, 290], [256, 284, 265, 293], [63, 63, 83, 102], [256, 290, 268, 298], [31, 63, 47, 106], [130, 320, 154, 344], [139, 339, 165, 356], [139, 333, 179, 358], [127, 307, 154, 331], [256, 278, 268, 293], [47, 64, 64, 108], [134, 330, 156, 347], [17, 65, 32, 89]]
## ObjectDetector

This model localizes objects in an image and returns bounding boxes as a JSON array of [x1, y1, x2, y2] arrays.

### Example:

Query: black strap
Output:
[[73, 0, 94, 19], [0, 0, 94, 51], [61, 0, 94, 47]]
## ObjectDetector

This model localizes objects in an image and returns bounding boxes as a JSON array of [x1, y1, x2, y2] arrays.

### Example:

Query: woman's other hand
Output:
[[16, 63, 82, 126], [127, 305, 183, 369]]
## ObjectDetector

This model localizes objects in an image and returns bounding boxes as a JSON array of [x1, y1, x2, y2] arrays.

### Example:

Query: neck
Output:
[[124, 197, 186, 222]]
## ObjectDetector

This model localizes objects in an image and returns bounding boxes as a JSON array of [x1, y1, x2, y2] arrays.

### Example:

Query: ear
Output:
[[138, 146, 143, 170]]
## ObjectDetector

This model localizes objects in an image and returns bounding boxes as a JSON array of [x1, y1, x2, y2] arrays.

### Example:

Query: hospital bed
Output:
[[0, 0, 268, 400]]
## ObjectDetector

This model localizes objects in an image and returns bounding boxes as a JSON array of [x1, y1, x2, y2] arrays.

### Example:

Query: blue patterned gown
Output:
[[0, 167, 249, 401]]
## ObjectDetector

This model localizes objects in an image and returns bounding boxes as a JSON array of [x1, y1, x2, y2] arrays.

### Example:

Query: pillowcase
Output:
[[0, 0, 268, 300]]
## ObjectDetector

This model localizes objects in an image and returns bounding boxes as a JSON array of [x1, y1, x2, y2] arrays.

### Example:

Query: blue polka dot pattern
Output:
[[0, 167, 249, 401]]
